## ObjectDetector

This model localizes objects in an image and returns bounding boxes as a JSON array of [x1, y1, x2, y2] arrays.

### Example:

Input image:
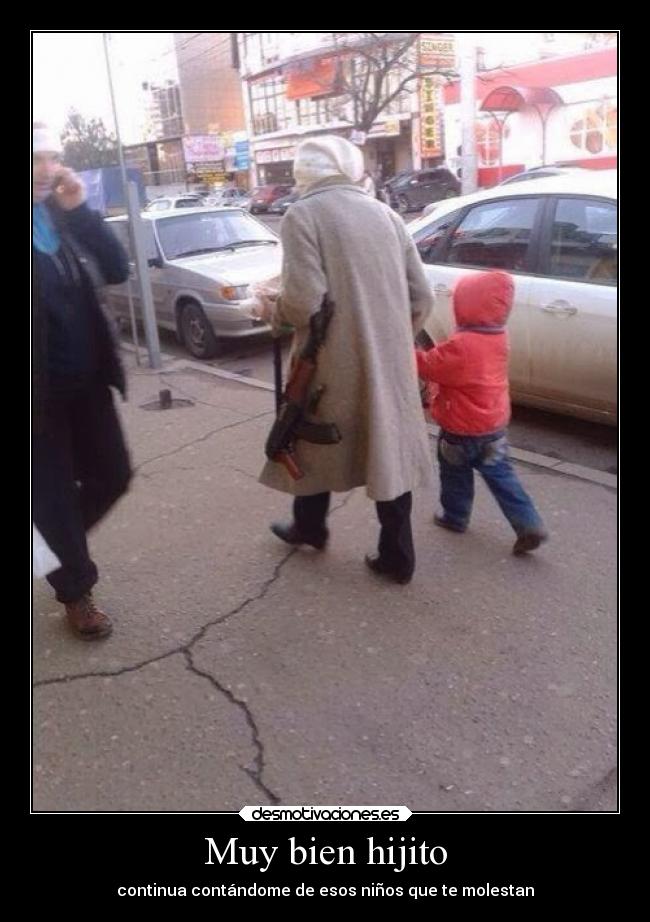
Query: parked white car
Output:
[[145, 195, 206, 212], [409, 171, 617, 424], [204, 188, 252, 210], [106, 207, 282, 358]]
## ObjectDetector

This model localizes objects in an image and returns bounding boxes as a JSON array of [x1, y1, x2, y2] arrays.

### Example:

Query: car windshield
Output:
[[155, 211, 278, 260]]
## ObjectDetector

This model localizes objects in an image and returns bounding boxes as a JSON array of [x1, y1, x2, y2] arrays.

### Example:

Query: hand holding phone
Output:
[[53, 167, 86, 211]]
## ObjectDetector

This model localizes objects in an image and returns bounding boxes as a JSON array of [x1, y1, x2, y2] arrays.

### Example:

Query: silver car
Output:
[[106, 207, 282, 358]]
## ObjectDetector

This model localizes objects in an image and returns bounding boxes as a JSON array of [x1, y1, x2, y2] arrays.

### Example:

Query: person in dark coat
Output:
[[32, 122, 131, 639]]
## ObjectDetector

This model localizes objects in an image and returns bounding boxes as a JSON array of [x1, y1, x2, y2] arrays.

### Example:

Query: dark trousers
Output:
[[33, 385, 131, 603], [294, 490, 415, 578]]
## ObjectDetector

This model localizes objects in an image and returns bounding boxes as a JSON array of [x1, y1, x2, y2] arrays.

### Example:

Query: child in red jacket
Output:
[[416, 269, 548, 555]]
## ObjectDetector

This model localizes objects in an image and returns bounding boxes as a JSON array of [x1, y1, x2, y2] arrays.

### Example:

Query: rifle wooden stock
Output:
[[264, 297, 338, 481]]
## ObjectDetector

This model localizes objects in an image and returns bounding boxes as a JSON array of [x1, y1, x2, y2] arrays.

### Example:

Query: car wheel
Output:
[[180, 301, 221, 360], [397, 195, 410, 215]]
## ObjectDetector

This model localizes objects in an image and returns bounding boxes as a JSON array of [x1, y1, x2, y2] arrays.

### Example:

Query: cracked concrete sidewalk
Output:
[[32, 353, 617, 812]]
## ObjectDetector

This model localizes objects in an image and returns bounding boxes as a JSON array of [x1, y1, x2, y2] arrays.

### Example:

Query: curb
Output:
[[121, 344, 617, 491]]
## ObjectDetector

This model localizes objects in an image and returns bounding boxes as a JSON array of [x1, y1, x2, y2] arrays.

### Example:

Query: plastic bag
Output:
[[33, 524, 60, 579]]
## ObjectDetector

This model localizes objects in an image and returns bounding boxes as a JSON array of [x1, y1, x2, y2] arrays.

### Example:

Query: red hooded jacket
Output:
[[416, 270, 514, 435]]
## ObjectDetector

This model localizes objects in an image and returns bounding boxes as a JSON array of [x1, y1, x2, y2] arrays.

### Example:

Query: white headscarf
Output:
[[293, 135, 364, 193], [33, 125, 62, 155]]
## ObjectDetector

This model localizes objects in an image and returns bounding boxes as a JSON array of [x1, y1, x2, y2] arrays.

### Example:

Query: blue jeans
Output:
[[437, 430, 544, 535]]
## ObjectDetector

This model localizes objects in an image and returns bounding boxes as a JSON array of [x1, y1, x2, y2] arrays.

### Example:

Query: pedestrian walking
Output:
[[416, 270, 548, 554], [256, 135, 434, 584], [32, 122, 132, 638]]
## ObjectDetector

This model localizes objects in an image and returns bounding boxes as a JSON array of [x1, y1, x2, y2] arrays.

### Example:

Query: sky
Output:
[[32, 32, 606, 145], [32, 32, 177, 144]]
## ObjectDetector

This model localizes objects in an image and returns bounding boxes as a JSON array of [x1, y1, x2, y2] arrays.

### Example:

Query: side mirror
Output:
[[148, 257, 163, 269]]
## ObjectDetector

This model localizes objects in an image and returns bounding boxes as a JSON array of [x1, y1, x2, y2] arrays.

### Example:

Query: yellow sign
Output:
[[419, 34, 456, 70], [419, 75, 443, 159]]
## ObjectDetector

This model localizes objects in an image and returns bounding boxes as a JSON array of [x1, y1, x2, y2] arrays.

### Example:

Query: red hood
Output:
[[453, 270, 514, 330]]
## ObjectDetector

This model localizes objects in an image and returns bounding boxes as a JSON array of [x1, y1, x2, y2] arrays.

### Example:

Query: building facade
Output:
[[444, 46, 617, 186], [236, 32, 429, 187], [174, 32, 246, 136], [143, 80, 184, 141], [173, 32, 250, 187]]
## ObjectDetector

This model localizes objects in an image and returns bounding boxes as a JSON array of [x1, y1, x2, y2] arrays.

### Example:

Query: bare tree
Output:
[[327, 32, 458, 134]]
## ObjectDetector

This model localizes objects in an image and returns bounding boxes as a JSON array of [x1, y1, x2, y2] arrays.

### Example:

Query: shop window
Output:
[[570, 100, 617, 155]]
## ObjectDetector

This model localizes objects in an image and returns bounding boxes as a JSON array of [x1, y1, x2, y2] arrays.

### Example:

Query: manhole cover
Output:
[[140, 389, 194, 411]]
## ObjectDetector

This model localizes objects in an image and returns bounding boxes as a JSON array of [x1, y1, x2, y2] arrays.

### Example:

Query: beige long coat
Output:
[[259, 178, 434, 502]]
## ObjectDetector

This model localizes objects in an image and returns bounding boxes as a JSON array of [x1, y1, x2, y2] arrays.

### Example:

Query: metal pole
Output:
[[103, 32, 161, 369], [102, 32, 141, 365], [127, 181, 161, 370], [540, 108, 548, 166], [459, 36, 478, 194], [498, 117, 504, 183]]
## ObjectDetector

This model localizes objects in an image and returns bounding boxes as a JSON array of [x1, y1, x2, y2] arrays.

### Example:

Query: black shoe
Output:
[[270, 521, 329, 550], [434, 514, 467, 534], [512, 529, 549, 556], [364, 554, 412, 585]]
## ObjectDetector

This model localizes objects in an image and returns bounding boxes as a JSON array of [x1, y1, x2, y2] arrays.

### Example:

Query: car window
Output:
[[175, 198, 201, 209], [155, 211, 277, 261], [412, 209, 462, 264], [142, 224, 159, 261], [109, 222, 157, 262], [547, 198, 617, 285], [445, 197, 540, 272], [150, 201, 171, 211]]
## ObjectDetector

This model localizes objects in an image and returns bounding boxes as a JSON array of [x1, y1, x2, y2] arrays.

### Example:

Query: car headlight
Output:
[[218, 284, 249, 301]]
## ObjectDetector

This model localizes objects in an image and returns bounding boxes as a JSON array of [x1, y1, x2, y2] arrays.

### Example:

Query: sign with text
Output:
[[183, 135, 225, 164], [419, 34, 456, 71], [419, 74, 444, 159]]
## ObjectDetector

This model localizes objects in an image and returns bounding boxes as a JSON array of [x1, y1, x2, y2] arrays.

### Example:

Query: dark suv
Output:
[[384, 168, 460, 214]]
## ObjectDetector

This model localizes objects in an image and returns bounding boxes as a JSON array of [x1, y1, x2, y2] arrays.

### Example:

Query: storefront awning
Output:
[[479, 86, 565, 175], [480, 85, 563, 113]]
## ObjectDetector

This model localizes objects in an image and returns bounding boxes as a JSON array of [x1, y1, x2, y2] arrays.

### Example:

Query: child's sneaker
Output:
[[434, 514, 467, 534], [512, 529, 549, 556]]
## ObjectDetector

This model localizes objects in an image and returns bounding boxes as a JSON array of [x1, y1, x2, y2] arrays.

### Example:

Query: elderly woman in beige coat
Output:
[[258, 136, 434, 584]]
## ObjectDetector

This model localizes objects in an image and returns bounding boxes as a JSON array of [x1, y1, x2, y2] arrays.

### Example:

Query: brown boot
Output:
[[65, 593, 113, 640]]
